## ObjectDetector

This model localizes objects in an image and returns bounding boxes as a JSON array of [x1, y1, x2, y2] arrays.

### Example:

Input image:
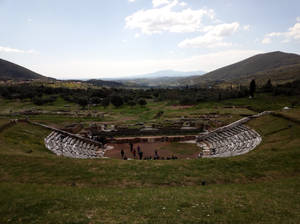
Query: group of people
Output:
[[120, 143, 144, 160], [120, 143, 178, 160], [143, 155, 178, 160]]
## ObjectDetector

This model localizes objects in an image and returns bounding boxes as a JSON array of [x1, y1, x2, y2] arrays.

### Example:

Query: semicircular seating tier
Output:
[[44, 131, 105, 159], [197, 125, 262, 158]]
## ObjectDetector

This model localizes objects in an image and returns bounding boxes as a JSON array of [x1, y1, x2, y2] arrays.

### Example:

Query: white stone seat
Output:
[[44, 131, 104, 159], [197, 124, 262, 158]]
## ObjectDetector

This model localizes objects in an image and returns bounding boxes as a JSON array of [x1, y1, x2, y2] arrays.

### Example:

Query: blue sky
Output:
[[0, 0, 299, 79]]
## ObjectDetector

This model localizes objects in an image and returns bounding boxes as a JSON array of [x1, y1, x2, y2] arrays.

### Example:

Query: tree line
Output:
[[0, 79, 299, 107]]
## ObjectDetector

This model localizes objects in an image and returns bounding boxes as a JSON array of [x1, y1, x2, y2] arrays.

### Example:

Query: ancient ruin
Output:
[[39, 112, 270, 159], [44, 131, 106, 159], [197, 124, 261, 158]]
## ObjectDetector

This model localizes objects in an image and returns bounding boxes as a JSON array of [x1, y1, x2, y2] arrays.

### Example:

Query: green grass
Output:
[[0, 94, 299, 223], [274, 108, 300, 124], [0, 122, 52, 156], [0, 114, 299, 188], [0, 118, 9, 127], [1, 93, 297, 127], [0, 97, 80, 114], [0, 177, 299, 224], [220, 93, 299, 112]]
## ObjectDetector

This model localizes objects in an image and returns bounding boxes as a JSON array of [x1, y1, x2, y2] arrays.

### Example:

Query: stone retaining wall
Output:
[[89, 127, 203, 138], [107, 135, 197, 144]]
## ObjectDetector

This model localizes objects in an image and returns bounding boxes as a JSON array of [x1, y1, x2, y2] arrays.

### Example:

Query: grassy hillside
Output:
[[182, 51, 300, 86], [0, 59, 122, 88], [236, 63, 300, 85], [0, 95, 299, 223], [0, 58, 46, 81]]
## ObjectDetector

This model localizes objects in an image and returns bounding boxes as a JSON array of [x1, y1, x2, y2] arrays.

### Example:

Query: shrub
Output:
[[138, 99, 147, 106], [101, 97, 110, 107], [111, 95, 123, 107], [179, 97, 197, 105], [90, 97, 102, 104], [32, 95, 57, 105], [128, 101, 137, 107], [77, 97, 88, 109]]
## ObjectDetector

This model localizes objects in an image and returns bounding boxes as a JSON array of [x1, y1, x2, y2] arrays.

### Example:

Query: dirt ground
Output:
[[104, 142, 199, 160]]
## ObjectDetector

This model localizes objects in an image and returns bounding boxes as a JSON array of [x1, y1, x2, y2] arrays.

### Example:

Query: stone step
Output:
[[198, 124, 262, 158], [44, 131, 104, 159]]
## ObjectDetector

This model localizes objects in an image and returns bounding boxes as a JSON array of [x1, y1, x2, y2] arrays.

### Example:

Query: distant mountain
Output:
[[181, 51, 300, 86], [0, 58, 123, 88], [123, 70, 205, 80], [0, 58, 46, 81], [115, 70, 205, 87], [118, 76, 185, 87]]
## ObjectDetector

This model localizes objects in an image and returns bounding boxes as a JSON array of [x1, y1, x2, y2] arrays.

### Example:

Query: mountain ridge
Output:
[[0, 58, 46, 81], [100, 69, 205, 81], [181, 51, 300, 86], [1, 51, 300, 87]]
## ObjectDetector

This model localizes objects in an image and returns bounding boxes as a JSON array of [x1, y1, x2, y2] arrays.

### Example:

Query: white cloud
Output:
[[296, 17, 300, 22], [152, 0, 170, 7], [243, 25, 250, 31], [178, 34, 232, 48], [262, 37, 271, 44], [0, 46, 37, 54], [125, 0, 215, 34], [179, 22, 239, 48], [281, 39, 290, 43], [267, 32, 283, 37], [35, 49, 262, 79], [203, 22, 239, 36], [125, 0, 245, 49], [179, 1, 187, 7], [128, 0, 136, 2], [263, 21, 300, 43], [287, 22, 300, 40]]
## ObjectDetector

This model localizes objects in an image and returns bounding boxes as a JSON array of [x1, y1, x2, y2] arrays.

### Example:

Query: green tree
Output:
[[101, 97, 110, 107], [263, 79, 273, 92], [77, 97, 88, 109], [218, 92, 222, 101], [90, 97, 102, 104], [249, 79, 256, 97], [138, 98, 147, 106], [111, 95, 123, 107], [128, 100, 137, 107]]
